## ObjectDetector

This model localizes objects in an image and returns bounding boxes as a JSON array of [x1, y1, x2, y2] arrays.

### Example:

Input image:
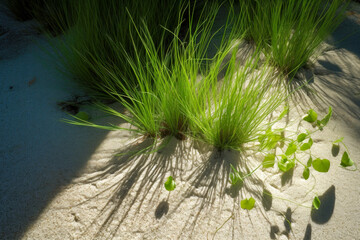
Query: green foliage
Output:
[[259, 129, 283, 150], [300, 138, 313, 151], [51, 0, 185, 98], [312, 158, 330, 173], [297, 133, 307, 142], [241, 197, 256, 210], [278, 155, 295, 172], [164, 176, 176, 191], [6, 0, 75, 34], [303, 109, 318, 123], [285, 142, 297, 156], [302, 167, 310, 180], [340, 152, 353, 167], [229, 164, 243, 185], [234, 0, 349, 76], [312, 196, 321, 210]]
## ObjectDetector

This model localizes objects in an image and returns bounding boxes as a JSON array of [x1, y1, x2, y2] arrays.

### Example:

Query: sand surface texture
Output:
[[1, 2, 360, 240]]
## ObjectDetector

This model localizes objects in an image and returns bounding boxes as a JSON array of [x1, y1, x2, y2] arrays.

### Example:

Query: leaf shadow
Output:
[[303, 223, 312, 240], [155, 200, 169, 219], [61, 136, 192, 239], [311, 185, 336, 224], [281, 168, 294, 186]]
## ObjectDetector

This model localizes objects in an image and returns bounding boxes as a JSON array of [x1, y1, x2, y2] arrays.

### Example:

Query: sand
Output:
[[1, 2, 359, 240]]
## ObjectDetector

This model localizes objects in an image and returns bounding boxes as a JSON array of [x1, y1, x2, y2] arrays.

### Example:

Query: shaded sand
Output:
[[1, 2, 360, 240]]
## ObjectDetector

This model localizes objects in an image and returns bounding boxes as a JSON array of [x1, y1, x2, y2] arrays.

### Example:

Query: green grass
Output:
[[234, 0, 348, 76], [64, 2, 285, 152], [187, 50, 284, 151], [50, 0, 185, 98], [5, 0, 74, 34], [75, 2, 224, 139]]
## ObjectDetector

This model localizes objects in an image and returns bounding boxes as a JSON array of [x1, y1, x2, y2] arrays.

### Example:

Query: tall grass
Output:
[[51, 0, 185, 98], [5, 0, 74, 34], [65, 2, 285, 152], [234, 0, 349, 76], [71, 2, 224, 139], [186, 50, 284, 151]]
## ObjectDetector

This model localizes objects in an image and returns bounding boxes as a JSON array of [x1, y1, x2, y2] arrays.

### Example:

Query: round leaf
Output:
[[303, 109, 318, 123], [164, 176, 176, 191], [340, 151, 353, 167], [312, 158, 330, 173], [241, 197, 256, 210]]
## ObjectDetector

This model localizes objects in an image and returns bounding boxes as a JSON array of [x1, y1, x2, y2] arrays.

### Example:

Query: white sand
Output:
[[1, 2, 360, 240]]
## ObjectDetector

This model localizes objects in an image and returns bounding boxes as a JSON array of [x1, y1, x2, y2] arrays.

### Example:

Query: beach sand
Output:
[[1, 2, 359, 239]]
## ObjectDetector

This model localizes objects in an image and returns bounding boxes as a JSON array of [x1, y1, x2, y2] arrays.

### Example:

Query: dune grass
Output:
[[187, 51, 284, 151], [234, 0, 348, 76], [64, 2, 224, 139], [64, 2, 285, 152], [50, 0, 186, 98], [5, 0, 74, 34]]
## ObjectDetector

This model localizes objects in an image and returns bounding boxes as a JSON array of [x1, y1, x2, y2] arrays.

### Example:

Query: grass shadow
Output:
[[62, 136, 192, 239]]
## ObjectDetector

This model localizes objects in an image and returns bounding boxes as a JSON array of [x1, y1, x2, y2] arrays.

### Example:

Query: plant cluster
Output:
[[64, 2, 285, 152], [5, 0, 75, 34], [34, 0, 354, 230], [234, 0, 349, 76], [228, 107, 356, 210]]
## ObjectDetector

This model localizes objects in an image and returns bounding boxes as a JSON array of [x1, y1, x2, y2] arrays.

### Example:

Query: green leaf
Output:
[[75, 111, 90, 121], [312, 158, 330, 172], [302, 167, 310, 180], [262, 154, 275, 168], [164, 176, 176, 191], [340, 151, 354, 167], [331, 143, 340, 157], [241, 197, 256, 210], [333, 137, 344, 144], [300, 138, 313, 151], [285, 142, 297, 156], [307, 157, 313, 167], [320, 106, 332, 127], [303, 109, 318, 123], [316, 120, 324, 131], [312, 196, 321, 210], [297, 133, 307, 142], [278, 156, 295, 172]]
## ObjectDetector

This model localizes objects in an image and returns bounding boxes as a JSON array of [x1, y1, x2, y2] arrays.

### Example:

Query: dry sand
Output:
[[1, 2, 360, 240]]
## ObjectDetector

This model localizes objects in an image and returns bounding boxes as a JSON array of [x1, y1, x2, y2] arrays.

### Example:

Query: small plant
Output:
[[229, 106, 355, 211], [240, 197, 256, 210], [164, 176, 176, 192]]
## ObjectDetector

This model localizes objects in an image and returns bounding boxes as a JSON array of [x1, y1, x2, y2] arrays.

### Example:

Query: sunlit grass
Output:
[[234, 0, 348, 76]]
